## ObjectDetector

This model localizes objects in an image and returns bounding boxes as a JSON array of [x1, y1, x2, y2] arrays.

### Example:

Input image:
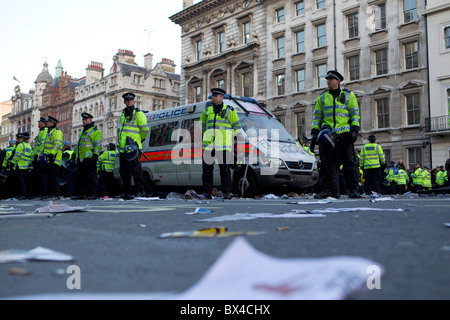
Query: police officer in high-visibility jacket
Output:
[[10, 132, 33, 199], [118, 92, 149, 200], [73, 112, 102, 200], [411, 162, 424, 192], [360, 134, 385, 195], [436, 166, 448, 188], [200, 88, 241, 199], [32, 117, 48, 198], [98, 143, 117, 197], [396, 165, 409, 194], [43, 116, 64, 199], [0, 140, 16, 199], [311, 70, 361, 199]]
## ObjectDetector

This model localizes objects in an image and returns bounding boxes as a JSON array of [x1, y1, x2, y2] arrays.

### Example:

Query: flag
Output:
[[13, 76, 20, 82]]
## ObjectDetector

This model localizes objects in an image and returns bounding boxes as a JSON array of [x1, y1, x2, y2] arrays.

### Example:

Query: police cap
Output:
[[47, 116, 59, 124], [122, 92, 136, 100], [39, 117, 47, 123], [16, 132, 30, 139], [325, 70, 344, 81], [81, 112, 93, 119], [368, 134, 376, 141], [211, 88, 226, 96]]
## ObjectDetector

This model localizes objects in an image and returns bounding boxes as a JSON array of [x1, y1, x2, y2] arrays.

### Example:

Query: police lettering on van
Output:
[[115, 95, 319, 197]]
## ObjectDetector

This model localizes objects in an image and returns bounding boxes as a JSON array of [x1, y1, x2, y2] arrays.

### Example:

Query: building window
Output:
[[316, 0, 325, 9], [296, 112, 306, 138], [276, 8, 285, 23], [217, 79, 225, 90], [195, 40, 202, 61], [406, 92, 420, 125], [403, 0, 417, 23], [295, 30, 305, 54], [445, 27, 450, 49], [316, 23, 326, 48], [347, 12, 359, 39], [133, 74, 142, 84], [217, 30, 225, 53], [295, 1, 304, 16], [375, 48, 388, 76], [242, 21, 251, 44], [404, 41, 419, 70], [295, 69, 305, 92], [373, 3, 386, 31], [194, 86, 202, 103], [276, 36, 285, 59], [242, 73, 251, 97], [276, 74, 285, 96], [408, 147, 422, 169], [348, 55, 360, 81], [376, 98, 390, 129], [317, 64, 327, 88]]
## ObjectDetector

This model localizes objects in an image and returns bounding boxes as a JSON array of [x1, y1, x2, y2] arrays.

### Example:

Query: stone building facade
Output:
[[171, 0, 431, 169], [72, 49, 181, 146], [423, 0, 450, 167]]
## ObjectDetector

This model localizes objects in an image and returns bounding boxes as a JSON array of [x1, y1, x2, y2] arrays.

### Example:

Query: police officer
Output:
[[118, 92, 149, 200], [32, 117, 48, 198], [0, 140, 16, 199], [411, 161, 424, 192], [61, 141, 76, 197], [98, 143, 118, 198], [200, 88, 242, 199], [73, 112, 103, 200], [10, 132, 33, 199], [311, 70, 360, 199], [43, 116, 64, 199], [360, 134, 385, 195]]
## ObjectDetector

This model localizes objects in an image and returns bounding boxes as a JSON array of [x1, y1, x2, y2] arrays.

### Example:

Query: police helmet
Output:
[[318, 128, 337, 148], [124, 144, 139, 161]]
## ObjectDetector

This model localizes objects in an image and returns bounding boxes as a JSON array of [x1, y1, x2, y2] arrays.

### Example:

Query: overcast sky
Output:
[[0, 0, 202, 102]]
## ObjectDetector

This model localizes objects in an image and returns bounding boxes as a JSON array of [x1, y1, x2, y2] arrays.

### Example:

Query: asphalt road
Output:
[[1, 193, 449, 300]]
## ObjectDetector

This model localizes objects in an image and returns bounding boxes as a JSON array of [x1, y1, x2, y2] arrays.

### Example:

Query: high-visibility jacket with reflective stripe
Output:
[[75, 125, 103, 162], [118, 108, 149, 152], [98, 150, 116, 172], [422, 170, 431, 188], [397, 169, 409, 185], [43, 127, 63, 166], [436, 171, 448, 186], [200, 104, 241, 151], [2, 146, 15, 168], [411, 167, 423, 186], [312, 89, 360, 134], [11, 142, 32, 170], [33, 127, 48, 158], [360, 143, 385, 169]]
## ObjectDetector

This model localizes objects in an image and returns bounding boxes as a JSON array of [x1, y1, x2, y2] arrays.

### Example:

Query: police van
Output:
[[117, 94, 318, 197]]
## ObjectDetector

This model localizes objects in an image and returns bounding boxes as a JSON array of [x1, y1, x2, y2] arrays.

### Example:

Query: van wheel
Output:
[[143, 173, 154, 195], [233, 169, 258, 198]]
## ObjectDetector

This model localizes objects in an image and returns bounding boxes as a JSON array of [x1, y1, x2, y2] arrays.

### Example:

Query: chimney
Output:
[[116, 49, 136, 65], [160, 58, 176, 73], [183, 0, 193, 9], [144, 53, 153, 70], [86, 61, 104, 85]]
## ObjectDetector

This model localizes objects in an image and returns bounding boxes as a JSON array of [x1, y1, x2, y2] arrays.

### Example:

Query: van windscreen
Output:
[[240, 114, 296, 143]]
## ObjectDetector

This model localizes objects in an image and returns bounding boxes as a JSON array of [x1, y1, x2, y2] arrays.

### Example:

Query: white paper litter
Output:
[[195, 212, 325, 222], [0, 247, 74, 264], [34, 202, 88, 214], [185, 208, 212, 215], [7, 238, 383, 300], [288, 200, 332, 205]]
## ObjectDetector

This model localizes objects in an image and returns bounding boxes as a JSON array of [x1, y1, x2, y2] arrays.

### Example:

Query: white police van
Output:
[[117, 95, 318, 197]]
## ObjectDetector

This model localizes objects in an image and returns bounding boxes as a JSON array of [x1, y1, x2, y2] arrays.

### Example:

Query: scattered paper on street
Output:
[[159, 227, 265, 238], [178, 237, 384, 300], [185, 208, 212, 215], [288, 199, 332, 205], [0, 247, 74, 264], [195, 212, 325, 222], [370, 197, 395, 202], [34, 202, 88, 214]]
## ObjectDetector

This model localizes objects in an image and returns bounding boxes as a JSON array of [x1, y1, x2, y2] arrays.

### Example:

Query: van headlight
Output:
[[260, 157, 287, 169]]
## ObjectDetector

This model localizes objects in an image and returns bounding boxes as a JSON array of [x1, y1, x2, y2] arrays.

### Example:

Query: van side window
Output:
[[180, 117, 201, 144], [149, 121, 180, 147]]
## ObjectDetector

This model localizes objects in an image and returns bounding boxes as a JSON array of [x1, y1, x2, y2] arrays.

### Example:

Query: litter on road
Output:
[[158, 227, 264, 238], [0, 247, 74, 264]]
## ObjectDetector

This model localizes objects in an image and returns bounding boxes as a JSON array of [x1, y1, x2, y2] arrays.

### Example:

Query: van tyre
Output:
[[143, 173, 154, 195], [233, 169, 258, 198]]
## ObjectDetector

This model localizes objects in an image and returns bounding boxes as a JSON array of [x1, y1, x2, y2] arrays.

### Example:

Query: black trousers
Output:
[[119, 153, 144, 195], [202, 149, 232, 195], [319, 138, 358, 195], [76, 158, 99, 196], [45, 163, 60, 197], [364, 168, 381, 194]]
